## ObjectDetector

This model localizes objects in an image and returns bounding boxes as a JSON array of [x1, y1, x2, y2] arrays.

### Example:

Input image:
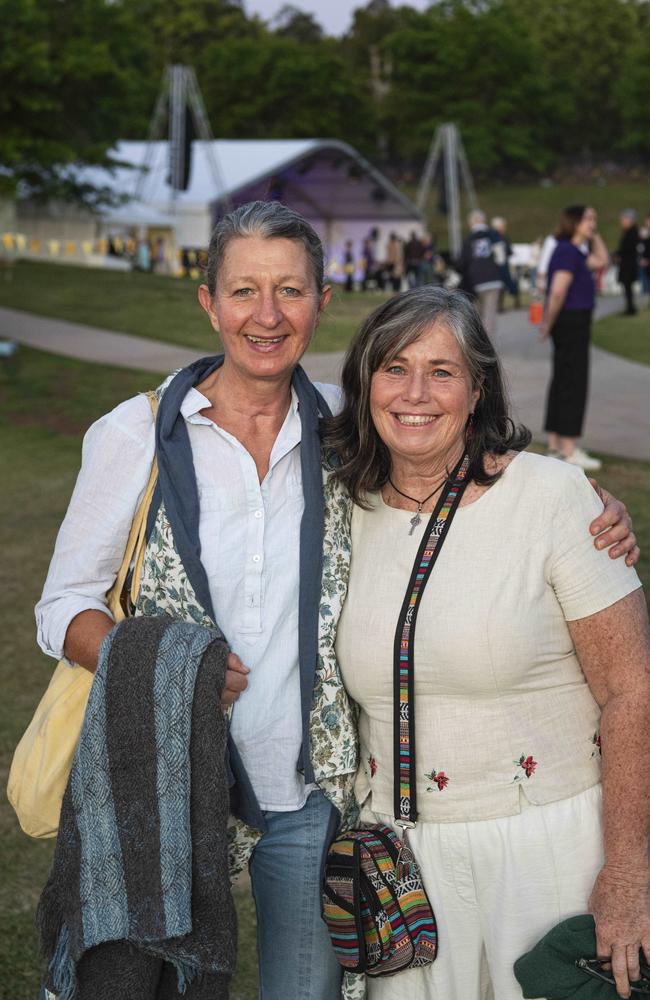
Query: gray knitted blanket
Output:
[[38, 616, 235, 999]]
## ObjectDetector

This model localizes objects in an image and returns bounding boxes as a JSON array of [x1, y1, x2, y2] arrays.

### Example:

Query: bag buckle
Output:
[[396, 819, 416, 830]]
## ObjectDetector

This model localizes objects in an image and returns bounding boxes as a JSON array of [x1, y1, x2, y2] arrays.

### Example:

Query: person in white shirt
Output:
[[535, 232, 558, 293], [37, 201, 345, 999], [322, 285, 649, 1000], [36, 204, 638, 1000]]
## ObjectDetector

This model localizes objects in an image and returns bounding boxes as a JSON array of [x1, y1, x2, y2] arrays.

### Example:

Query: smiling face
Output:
[[369, 322, 480, 474], [198, 234, 330, 384]]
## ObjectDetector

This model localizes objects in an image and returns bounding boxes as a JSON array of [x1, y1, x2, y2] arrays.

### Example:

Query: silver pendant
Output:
[[409, 513, 421, 535]]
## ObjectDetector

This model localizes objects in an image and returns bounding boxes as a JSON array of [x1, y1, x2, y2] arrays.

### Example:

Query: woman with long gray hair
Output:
[[322, 285, 650, 1000]]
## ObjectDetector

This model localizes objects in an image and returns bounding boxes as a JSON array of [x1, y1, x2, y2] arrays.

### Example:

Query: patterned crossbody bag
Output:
[[323, 452, 471, 977]]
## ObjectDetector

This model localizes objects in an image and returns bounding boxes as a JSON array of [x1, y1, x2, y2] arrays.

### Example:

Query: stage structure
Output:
[[135, 65, 229, 209], [416, 123, 477, 258]]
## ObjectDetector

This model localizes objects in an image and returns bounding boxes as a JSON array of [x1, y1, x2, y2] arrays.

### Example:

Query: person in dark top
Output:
[[640, 213, 650, 302], [404, 230, 424, 287], [492, 216, 520, 310], [456, 210, 504, 339], [614, 210, 640, 315], [343, 239, 355, 293], [541, 205, 609, 471]]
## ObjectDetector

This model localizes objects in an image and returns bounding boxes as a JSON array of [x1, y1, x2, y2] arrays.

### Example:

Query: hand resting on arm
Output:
[[570, 589, 650, 999], [64, 610, 249, 707]]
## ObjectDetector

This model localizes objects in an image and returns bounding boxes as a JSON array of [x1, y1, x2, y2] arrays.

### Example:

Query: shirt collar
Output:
[[181, 386, 213, 424], [181, 384, 301, 425]]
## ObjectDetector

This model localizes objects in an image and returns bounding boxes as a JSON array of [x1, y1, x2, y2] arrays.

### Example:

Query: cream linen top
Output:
[[335, 451, 641, 822]]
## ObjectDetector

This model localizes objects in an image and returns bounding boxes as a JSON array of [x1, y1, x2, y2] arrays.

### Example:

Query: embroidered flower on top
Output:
[[513, 754, 538, 780], [424, 768, 449, 791], [590, 731, 602, 757], [368, 755, 377, 778]]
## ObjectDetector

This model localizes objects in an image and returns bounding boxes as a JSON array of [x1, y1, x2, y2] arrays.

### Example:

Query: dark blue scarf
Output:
[[150, 356, 332, 823]]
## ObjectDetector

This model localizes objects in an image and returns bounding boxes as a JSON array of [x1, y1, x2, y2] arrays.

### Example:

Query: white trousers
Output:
[[363, 784, 604, 1000]]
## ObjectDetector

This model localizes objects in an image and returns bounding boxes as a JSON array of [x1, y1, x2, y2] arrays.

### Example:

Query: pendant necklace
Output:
[[387, 476, 447, 535]]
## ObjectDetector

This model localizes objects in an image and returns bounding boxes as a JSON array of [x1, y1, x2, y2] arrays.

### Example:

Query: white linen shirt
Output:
[[36, 380, 342, 812]]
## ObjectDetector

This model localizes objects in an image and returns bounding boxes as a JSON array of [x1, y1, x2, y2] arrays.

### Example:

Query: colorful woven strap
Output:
[[392, 452, 470, 826]]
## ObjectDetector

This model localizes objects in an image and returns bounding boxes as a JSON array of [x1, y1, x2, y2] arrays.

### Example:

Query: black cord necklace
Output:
[[387, 476, 448, 535]]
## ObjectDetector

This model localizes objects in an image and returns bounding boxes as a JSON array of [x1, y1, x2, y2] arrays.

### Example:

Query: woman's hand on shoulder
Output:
[[589, 866, 650, 998], [588, 480, 639, 567]]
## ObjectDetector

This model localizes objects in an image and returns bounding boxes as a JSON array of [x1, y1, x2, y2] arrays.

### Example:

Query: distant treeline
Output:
[[2, 0, 649, 202]]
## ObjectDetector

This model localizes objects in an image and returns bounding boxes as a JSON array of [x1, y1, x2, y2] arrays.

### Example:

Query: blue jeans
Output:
[[250, 789, 343, 999]]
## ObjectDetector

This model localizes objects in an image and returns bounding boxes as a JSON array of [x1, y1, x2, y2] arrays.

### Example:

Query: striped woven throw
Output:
[[37, 616, 235, 999]]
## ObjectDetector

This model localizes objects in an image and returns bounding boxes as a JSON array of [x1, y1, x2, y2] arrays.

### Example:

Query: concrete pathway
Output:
[[1, 298, 649, 460]]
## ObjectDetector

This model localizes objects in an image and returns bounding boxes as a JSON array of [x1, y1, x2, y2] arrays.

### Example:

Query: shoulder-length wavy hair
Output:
[[321, 286, 531, 505]]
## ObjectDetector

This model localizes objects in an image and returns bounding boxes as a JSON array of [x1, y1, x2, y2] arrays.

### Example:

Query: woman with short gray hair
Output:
[[36, 199, 348, 999], [205, 199, 327, 296]]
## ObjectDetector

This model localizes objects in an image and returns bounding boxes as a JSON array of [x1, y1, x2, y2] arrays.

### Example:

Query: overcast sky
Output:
[[245, 1, 431, 36]]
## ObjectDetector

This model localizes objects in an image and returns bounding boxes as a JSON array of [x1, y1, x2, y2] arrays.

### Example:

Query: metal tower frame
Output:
[[135, 65, 230, 211], [416, 123, 477, 259]]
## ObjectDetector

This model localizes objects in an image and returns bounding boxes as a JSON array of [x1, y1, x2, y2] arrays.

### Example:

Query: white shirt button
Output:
[[254, 509, 263, 519], [252, 554, 261, 563]]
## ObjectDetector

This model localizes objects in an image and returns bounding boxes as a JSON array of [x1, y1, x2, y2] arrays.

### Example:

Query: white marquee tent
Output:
[[15, 139, 424, 273], [104, 138, 423, 265]]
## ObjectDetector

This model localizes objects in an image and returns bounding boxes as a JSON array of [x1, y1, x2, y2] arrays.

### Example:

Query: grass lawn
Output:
[[404, 178, 650, 248], [0, 348, 258, 1000], [592, 308, 650, 366], [0, 260, 389, 355], [3, 259, 649, 370], [1, 346, 648, 999]]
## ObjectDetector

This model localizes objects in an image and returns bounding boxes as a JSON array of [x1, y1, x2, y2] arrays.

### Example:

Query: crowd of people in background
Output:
[[343, 228, 445, 293], [337, 204, 649, 476], [105, 233, 208, 278], [342, 209, 650, 319], [117, 208, 650, 317]]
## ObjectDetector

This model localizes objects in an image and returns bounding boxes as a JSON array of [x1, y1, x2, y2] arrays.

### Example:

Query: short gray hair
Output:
[[322, 285, 530, 503], [205, 200, 325, 295]]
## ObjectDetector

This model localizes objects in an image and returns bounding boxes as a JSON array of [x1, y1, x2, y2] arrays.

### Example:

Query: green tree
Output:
[[271, 4, 324, 44], [342, 0, 418, 158], [0, 0, 156, 202], [379, 1, 555, 174], [513, 0, 639, 157], [612, 2, 650, 158], [136, 0, 248, 70], [197, 32, 376, 150]]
